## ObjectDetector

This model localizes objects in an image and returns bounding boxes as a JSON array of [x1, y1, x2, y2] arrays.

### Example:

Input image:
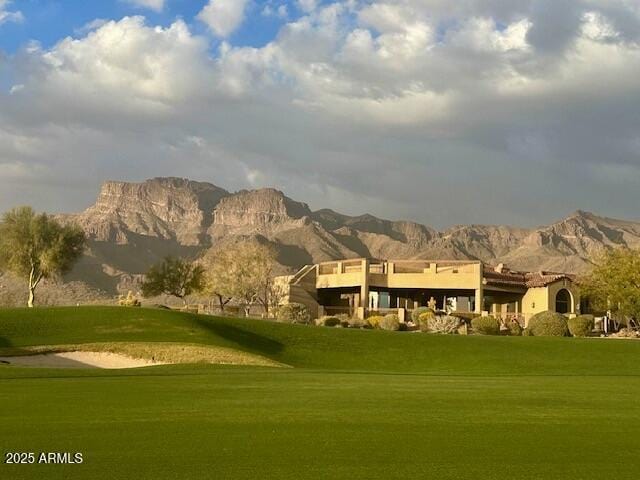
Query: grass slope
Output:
[[1, 306, 639, 374], [1, 307, 640, 480]]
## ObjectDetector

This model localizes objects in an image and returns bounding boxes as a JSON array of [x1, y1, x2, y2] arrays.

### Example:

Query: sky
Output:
[[0, 0, 639, 229]]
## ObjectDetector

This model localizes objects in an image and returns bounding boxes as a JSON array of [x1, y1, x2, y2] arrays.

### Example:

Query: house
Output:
[[275, 259, 580, 325]]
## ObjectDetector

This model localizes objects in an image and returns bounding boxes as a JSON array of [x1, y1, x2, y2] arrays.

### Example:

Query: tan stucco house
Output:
[[276, 259, 580, 326]]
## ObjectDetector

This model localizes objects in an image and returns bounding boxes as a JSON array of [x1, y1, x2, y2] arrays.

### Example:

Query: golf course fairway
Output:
[[1, 307, 639, 479]]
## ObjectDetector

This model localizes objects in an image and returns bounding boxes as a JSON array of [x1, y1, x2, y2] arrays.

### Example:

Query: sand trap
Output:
[[0, 343, 287, 369], [0, 351, 168, 369]]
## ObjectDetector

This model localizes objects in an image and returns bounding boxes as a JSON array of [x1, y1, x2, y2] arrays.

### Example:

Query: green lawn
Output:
[[1, 307, 639, 479]]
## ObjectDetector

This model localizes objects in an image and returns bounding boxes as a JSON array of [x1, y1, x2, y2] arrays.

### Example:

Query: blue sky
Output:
[[1, 1, 640, 227], [0, 1, 301, 53]]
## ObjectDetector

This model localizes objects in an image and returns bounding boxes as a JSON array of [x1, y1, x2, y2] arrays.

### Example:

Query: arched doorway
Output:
[[555, 289, 571, 314]]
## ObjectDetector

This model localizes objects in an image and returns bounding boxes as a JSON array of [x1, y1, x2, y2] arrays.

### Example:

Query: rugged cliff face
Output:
[[34, 177, 640, 301], [67, 177, 228, 245], [209, 188, 312, 238]]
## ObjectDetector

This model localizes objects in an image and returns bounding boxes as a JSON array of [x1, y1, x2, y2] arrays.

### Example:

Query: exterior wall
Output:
[[521, 287, 551, 323], [274, 268, 320, 319], [520, 279, 580, 325], [316, 260, 482, 291], [546, 279, 580, 315]]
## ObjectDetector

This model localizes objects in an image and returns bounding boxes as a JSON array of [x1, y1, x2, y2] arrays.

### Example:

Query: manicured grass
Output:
[[1, 306, 640, 374], [1, 307, 639, 479]]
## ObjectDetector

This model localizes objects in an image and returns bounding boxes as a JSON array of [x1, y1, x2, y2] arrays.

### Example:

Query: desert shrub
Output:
[[471, 316, 500, 335], [276, 303, 311, 324], [118, 291, 141, 307], [379, 314, 400, 331], [522, 328, 532, 337], [412, 307, 435, 324], [612, 328, 640, 339], [366, 311, 382, 318], [317, 316, 341, 327], [528, 311, 569, 337], [367, 315, 385, 329], [417, 310, 436, 332], [450, 312, 481, 322], [507, 320, 523, 336], [568, 315, 594, 337], [346, 316, 368, 328], [426, 315, 460, 334]]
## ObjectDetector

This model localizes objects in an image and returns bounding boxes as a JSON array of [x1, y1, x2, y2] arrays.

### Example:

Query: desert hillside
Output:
[[3, 177, 640, 303]]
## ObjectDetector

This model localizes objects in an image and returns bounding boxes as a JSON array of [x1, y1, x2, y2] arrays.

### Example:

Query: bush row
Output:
[[279, 304, 594, 338]]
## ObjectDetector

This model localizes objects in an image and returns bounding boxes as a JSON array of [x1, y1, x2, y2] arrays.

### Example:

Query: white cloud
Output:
[[3, 2, 640, 226], [123, 0, 165, 13], [197, 0, 249, 37], [0, 0, 23, 25], [74, 18, 109, 35], [581, 11, 620, 42], [262, 2, 288, 19], [297, 0, 318, 14]]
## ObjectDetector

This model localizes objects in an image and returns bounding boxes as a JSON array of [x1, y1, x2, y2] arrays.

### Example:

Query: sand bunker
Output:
[[0, 351, 167, 369], [0, 343, 287, 369]]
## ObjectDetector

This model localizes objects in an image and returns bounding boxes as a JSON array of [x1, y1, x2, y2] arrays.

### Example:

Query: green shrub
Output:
[[507, 320, 523, 336], [471, 316, 500, 335], [568, 315, 594, 337], [412, 307, 434, 324], [417, 310, 436, 332], [528, 311, 569, 337], [379, 314, 400, 331], [317, 316, 341, 327], [426, 315, 460, 334], [276, 303, 311, 324], [367, 315, 385, 328]]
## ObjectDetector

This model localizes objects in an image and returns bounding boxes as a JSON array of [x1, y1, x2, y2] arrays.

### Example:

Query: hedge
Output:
[[568, 315, 594, 337], [471, 316, 500, 335], [528, 311, 569, 337]]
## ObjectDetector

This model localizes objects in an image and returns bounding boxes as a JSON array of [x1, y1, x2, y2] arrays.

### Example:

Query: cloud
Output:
[[0, 0, 23, 25], [262, 2, 288, 19], [2, 2, 640, 227], [123, 0, 165, 13], [74, 18, 109, 35], [197, 0, 249, 37], [297, 0, 318, 14]]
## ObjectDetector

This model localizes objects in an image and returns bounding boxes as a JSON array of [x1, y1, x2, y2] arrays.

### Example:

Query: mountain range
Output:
[[3, 176, 640, 304]]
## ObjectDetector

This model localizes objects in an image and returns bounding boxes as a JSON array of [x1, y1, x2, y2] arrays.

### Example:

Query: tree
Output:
[[201, 242, 279, 317], [580, 248, 640, 321], [201, 251, 234, 313], [141, 256, 205, 305], [0, 206, 85, 308]]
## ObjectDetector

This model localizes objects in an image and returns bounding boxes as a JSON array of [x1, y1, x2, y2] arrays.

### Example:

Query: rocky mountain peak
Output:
[[50, 177, 640, 298], [75, 177, 229, 245], [210, 188, 312, 236]]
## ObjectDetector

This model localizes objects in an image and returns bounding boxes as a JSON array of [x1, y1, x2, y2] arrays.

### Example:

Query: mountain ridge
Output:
[[11, 176, 639, 301]]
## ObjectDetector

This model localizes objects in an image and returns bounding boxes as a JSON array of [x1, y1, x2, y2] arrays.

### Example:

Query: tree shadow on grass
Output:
[[0, 336, 12, 348], [193, 318, 285, 357]]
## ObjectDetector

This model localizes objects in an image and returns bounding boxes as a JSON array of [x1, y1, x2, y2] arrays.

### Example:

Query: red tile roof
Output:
[[483, 267, 574, 289]]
